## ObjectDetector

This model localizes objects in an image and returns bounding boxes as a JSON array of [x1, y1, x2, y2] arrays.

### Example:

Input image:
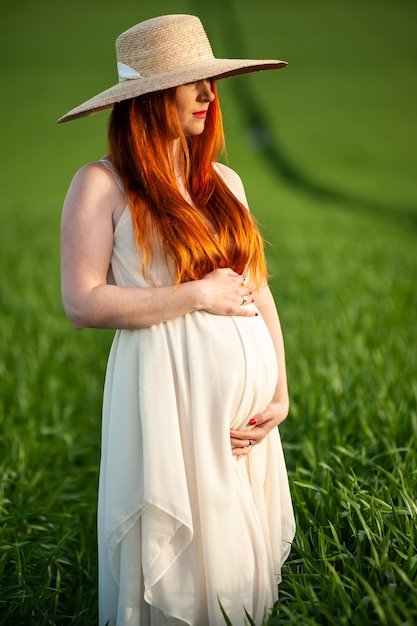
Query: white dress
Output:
[[97, 160, 295, 626]]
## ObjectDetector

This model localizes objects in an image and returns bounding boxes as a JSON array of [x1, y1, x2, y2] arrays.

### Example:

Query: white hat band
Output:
[[117, 62, 143, 82]]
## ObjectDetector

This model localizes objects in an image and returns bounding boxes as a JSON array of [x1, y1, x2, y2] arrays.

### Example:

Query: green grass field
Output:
[[1, 0, 416, 624]]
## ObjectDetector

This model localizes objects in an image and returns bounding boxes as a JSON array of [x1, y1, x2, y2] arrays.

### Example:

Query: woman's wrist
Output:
[[179, 279, 205, 313]]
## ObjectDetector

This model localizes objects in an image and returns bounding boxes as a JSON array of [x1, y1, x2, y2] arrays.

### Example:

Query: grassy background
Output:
[[1, 0, 416, 624]]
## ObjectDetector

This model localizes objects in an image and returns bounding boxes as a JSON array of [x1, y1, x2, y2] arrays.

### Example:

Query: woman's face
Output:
[[175, 79, 215, 136]]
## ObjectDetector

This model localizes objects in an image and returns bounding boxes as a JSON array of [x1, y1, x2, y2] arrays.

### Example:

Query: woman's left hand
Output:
[[230, 401, 288, 460]]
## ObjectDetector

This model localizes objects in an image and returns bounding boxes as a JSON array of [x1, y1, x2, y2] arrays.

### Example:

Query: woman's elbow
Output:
[[61, 293, 93, 330], [62, 302, 88, 329]]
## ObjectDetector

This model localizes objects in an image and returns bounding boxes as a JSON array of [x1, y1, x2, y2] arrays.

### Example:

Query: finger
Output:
[[239, 292, 254, 306], [230, 438, 249, 449], [231, 435, 256, 449], [230, 306, 259, 318], [232, 441, 254, 459], [230, 428, 256, 440], [232, 446, 250, 459], [231, 425, 261, 438]]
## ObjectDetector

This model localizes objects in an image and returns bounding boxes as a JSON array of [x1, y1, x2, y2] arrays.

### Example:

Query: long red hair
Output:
[[108, 82, 268, 287]]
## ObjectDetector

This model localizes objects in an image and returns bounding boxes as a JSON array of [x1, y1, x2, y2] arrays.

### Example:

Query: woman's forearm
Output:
[[63, 267, 257, 330], [63, 280, 201, 330]]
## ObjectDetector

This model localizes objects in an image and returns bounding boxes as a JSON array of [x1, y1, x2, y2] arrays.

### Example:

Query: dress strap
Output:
[[97, 158, 125, 193]]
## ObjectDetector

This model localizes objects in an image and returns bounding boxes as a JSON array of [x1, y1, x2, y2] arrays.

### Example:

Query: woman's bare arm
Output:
[[60, 162, 255, 329], [216, 162, 290, 455]]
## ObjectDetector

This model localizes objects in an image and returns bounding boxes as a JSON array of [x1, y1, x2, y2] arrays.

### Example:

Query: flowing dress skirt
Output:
[[98, 309, 295, 625]]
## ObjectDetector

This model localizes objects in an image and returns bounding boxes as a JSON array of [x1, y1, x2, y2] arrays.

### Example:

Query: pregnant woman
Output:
[[59, 14, 295, 626]]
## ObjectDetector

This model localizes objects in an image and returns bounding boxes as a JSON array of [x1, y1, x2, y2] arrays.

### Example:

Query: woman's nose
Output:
[[198, 80, 215, 103]]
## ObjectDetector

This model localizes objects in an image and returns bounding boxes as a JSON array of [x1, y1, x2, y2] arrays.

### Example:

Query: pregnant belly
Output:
[[162, 309, 278, 431]]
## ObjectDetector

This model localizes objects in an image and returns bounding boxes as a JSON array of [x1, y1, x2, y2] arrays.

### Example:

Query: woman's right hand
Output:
[[196, 268, 257, 317]]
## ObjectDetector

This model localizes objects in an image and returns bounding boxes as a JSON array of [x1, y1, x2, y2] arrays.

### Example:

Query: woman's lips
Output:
[[193, 110, 208, 119]]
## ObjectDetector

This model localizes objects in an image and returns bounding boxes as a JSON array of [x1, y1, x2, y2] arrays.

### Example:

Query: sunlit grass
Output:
[[1, 179, 416, 625], [1, 0, 416, 623]]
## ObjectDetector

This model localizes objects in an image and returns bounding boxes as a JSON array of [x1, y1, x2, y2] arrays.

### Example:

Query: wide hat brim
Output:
[[57, 58, 287, 123]]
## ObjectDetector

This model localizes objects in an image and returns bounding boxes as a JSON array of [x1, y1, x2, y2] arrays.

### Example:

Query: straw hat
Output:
[[57, 14, 287, 123]]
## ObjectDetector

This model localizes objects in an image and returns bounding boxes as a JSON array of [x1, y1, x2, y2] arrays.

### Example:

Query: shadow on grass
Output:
[[193, 0, 417, 228]]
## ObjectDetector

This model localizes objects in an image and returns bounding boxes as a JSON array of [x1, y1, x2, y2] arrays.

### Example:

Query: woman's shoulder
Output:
[[213, 162, 249, 209], [71, 156, 116, 185], [63, 157, 126, 228], [68, 157, 125, 203]]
